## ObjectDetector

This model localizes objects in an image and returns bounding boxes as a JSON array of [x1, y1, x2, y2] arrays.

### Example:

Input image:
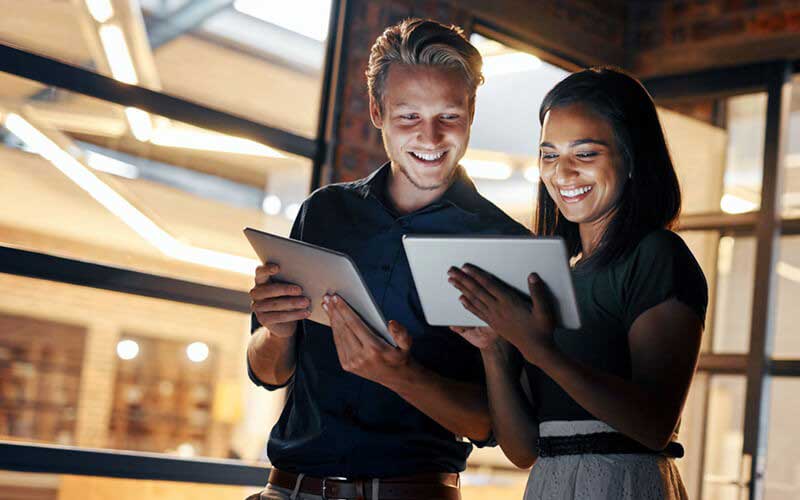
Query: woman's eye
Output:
[[541, 152, 558, 161], [576, 151, 598, 159]]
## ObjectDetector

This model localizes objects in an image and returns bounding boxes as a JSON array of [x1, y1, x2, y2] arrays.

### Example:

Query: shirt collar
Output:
[[355, 162, 482, 215]]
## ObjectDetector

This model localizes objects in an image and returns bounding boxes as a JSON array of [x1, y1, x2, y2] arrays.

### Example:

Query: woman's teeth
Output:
[[560, 186, 593, 197]]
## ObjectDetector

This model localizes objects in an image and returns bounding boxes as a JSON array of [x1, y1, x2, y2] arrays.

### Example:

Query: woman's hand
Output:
[[448, 264, 558, 364], [449, 326, 500, 350]]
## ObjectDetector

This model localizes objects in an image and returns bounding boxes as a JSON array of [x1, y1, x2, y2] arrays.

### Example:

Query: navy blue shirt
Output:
[[248, 163, 529, 477]]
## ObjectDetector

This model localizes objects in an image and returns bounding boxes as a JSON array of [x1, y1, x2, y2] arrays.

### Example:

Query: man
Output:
[[247, 18, 528, 500]]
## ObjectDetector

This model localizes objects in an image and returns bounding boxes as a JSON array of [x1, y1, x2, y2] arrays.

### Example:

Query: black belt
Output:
[[537, 432, 684, 458], [267, 468, 461, 500]]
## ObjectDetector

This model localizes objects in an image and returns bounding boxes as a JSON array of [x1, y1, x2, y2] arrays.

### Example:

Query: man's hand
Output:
[[322, 294, 413, 387], [250, 264, 310, 338]]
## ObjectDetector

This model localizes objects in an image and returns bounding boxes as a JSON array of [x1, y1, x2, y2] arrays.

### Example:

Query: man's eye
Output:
[[576, 151, 598, 159], [400, 114, 418, 120], [541, 152, 558, 160], [441, 114, 458, 120]]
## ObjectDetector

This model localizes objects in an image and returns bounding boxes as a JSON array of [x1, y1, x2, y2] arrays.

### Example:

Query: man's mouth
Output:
[[409, 150, 447, 165]]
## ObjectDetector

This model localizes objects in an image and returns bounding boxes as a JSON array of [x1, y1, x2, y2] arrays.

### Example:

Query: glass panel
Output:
[[676, 371, 709, 500], [774, 236, 800, 358], [782, 74, 800, 217], [678, 231, 755, 353], [0, 1, 330, 138], [0, 272, 281, 462], [764, 377, 800, 500], [0, 469, 528, 499], [701, 375, 746, 500], [0, 471, 260, 499], [0, 72, 311, 290], [658, 92, 767, 216], [466, 33, 569, 227]]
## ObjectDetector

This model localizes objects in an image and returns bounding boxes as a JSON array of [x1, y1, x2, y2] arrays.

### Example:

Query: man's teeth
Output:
[[411, 151, 444, 161], [560, 186, 593, 197]]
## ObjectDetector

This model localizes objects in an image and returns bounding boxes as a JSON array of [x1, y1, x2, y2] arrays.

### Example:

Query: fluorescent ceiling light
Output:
[[786, 153, 800, 168], [4, 113, 258, 275], [523, 166, 540, 183], [98, 24, 138, 84], [125, 107, 153, 142], [86, 0, 114, 23], [777, 261, 800, 283], [85, 151, 140, 179], [482, 52, 542, 77], [720, 193, 758, 214], [150, 123, 286, 158], [461, 159, 513, 180], [234, 0, 331, 41]]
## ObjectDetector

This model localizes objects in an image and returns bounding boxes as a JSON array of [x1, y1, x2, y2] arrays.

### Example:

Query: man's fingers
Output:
[[388, 321, 412, 351], [252, 296, 310, 313], [325, 296, 363, 350], [254, 263, 280, 285], [250, 282, 304, 300], [332, 295, 380, 349], [255, 310, 310, 325]]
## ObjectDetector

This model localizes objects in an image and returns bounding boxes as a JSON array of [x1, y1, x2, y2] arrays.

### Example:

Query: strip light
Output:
[[777, 261, 800, 283], [461, 159, 513, 180], [482, 52, 542, 77], [125, 107, 153, 142], [5, 113, 258, 275], [150, 123, 286, 158], [720, 193, 758, 214], [86, 0, 114, 23], [98, 24, 138, 84], [85, 151, 140, 179]]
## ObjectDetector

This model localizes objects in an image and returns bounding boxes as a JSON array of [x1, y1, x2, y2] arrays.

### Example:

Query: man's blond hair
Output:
[[366, 18, 484, 112]]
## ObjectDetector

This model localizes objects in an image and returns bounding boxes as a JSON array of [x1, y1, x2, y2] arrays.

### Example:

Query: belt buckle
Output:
[[321, 477, 345, 500]]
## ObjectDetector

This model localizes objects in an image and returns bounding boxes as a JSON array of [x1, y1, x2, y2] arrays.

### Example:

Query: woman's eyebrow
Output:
[[539, 138, 610, 148]]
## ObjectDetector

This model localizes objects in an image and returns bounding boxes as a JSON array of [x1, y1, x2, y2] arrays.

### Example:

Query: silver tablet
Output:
[[244, 227, 396, 346], [402, 235, 581, 330]]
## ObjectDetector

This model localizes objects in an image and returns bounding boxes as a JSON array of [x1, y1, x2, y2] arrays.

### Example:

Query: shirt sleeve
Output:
[[621, 230, 708, 330], [247, 198, 310, 390]]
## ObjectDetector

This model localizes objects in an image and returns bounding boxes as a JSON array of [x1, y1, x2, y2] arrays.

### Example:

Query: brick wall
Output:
[[628, 0, 800, 76]]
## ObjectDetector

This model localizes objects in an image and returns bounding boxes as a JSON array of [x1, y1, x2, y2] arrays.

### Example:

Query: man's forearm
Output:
[[247, 326, 297, 386], [388, 362, 491, 441]]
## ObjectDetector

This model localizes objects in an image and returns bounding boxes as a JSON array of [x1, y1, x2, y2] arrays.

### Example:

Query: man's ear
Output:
[[468, 95, 476, 125], [369, 95, 384, 129]]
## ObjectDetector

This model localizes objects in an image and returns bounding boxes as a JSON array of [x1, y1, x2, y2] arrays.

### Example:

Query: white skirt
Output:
[[524, 421, 688, 500]]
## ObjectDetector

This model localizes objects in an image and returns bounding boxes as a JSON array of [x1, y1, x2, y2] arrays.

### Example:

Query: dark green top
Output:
[[526, 229, 708, 422]]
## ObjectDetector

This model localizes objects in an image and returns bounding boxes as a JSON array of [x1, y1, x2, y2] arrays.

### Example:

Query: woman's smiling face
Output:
[[539, 103, 628, 229]]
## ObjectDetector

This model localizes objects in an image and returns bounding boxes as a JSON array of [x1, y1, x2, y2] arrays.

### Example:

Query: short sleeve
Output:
[[620, 230, 708, 330], [247, 199, 310, 389]]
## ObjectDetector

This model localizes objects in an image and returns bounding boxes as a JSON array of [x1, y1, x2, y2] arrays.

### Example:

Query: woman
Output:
[[448, 67, 707, 499]]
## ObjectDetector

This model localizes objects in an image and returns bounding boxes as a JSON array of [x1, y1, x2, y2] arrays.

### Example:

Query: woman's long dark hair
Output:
[[534, 66, 681, 269]]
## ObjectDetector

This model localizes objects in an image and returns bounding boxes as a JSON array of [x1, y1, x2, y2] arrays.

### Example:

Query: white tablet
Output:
[[244, 227, 396, 347], [402, 235, 581, 330]]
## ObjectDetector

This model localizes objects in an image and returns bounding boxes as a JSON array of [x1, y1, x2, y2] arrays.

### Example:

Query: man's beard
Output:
[[397, 159, 458, 191]]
